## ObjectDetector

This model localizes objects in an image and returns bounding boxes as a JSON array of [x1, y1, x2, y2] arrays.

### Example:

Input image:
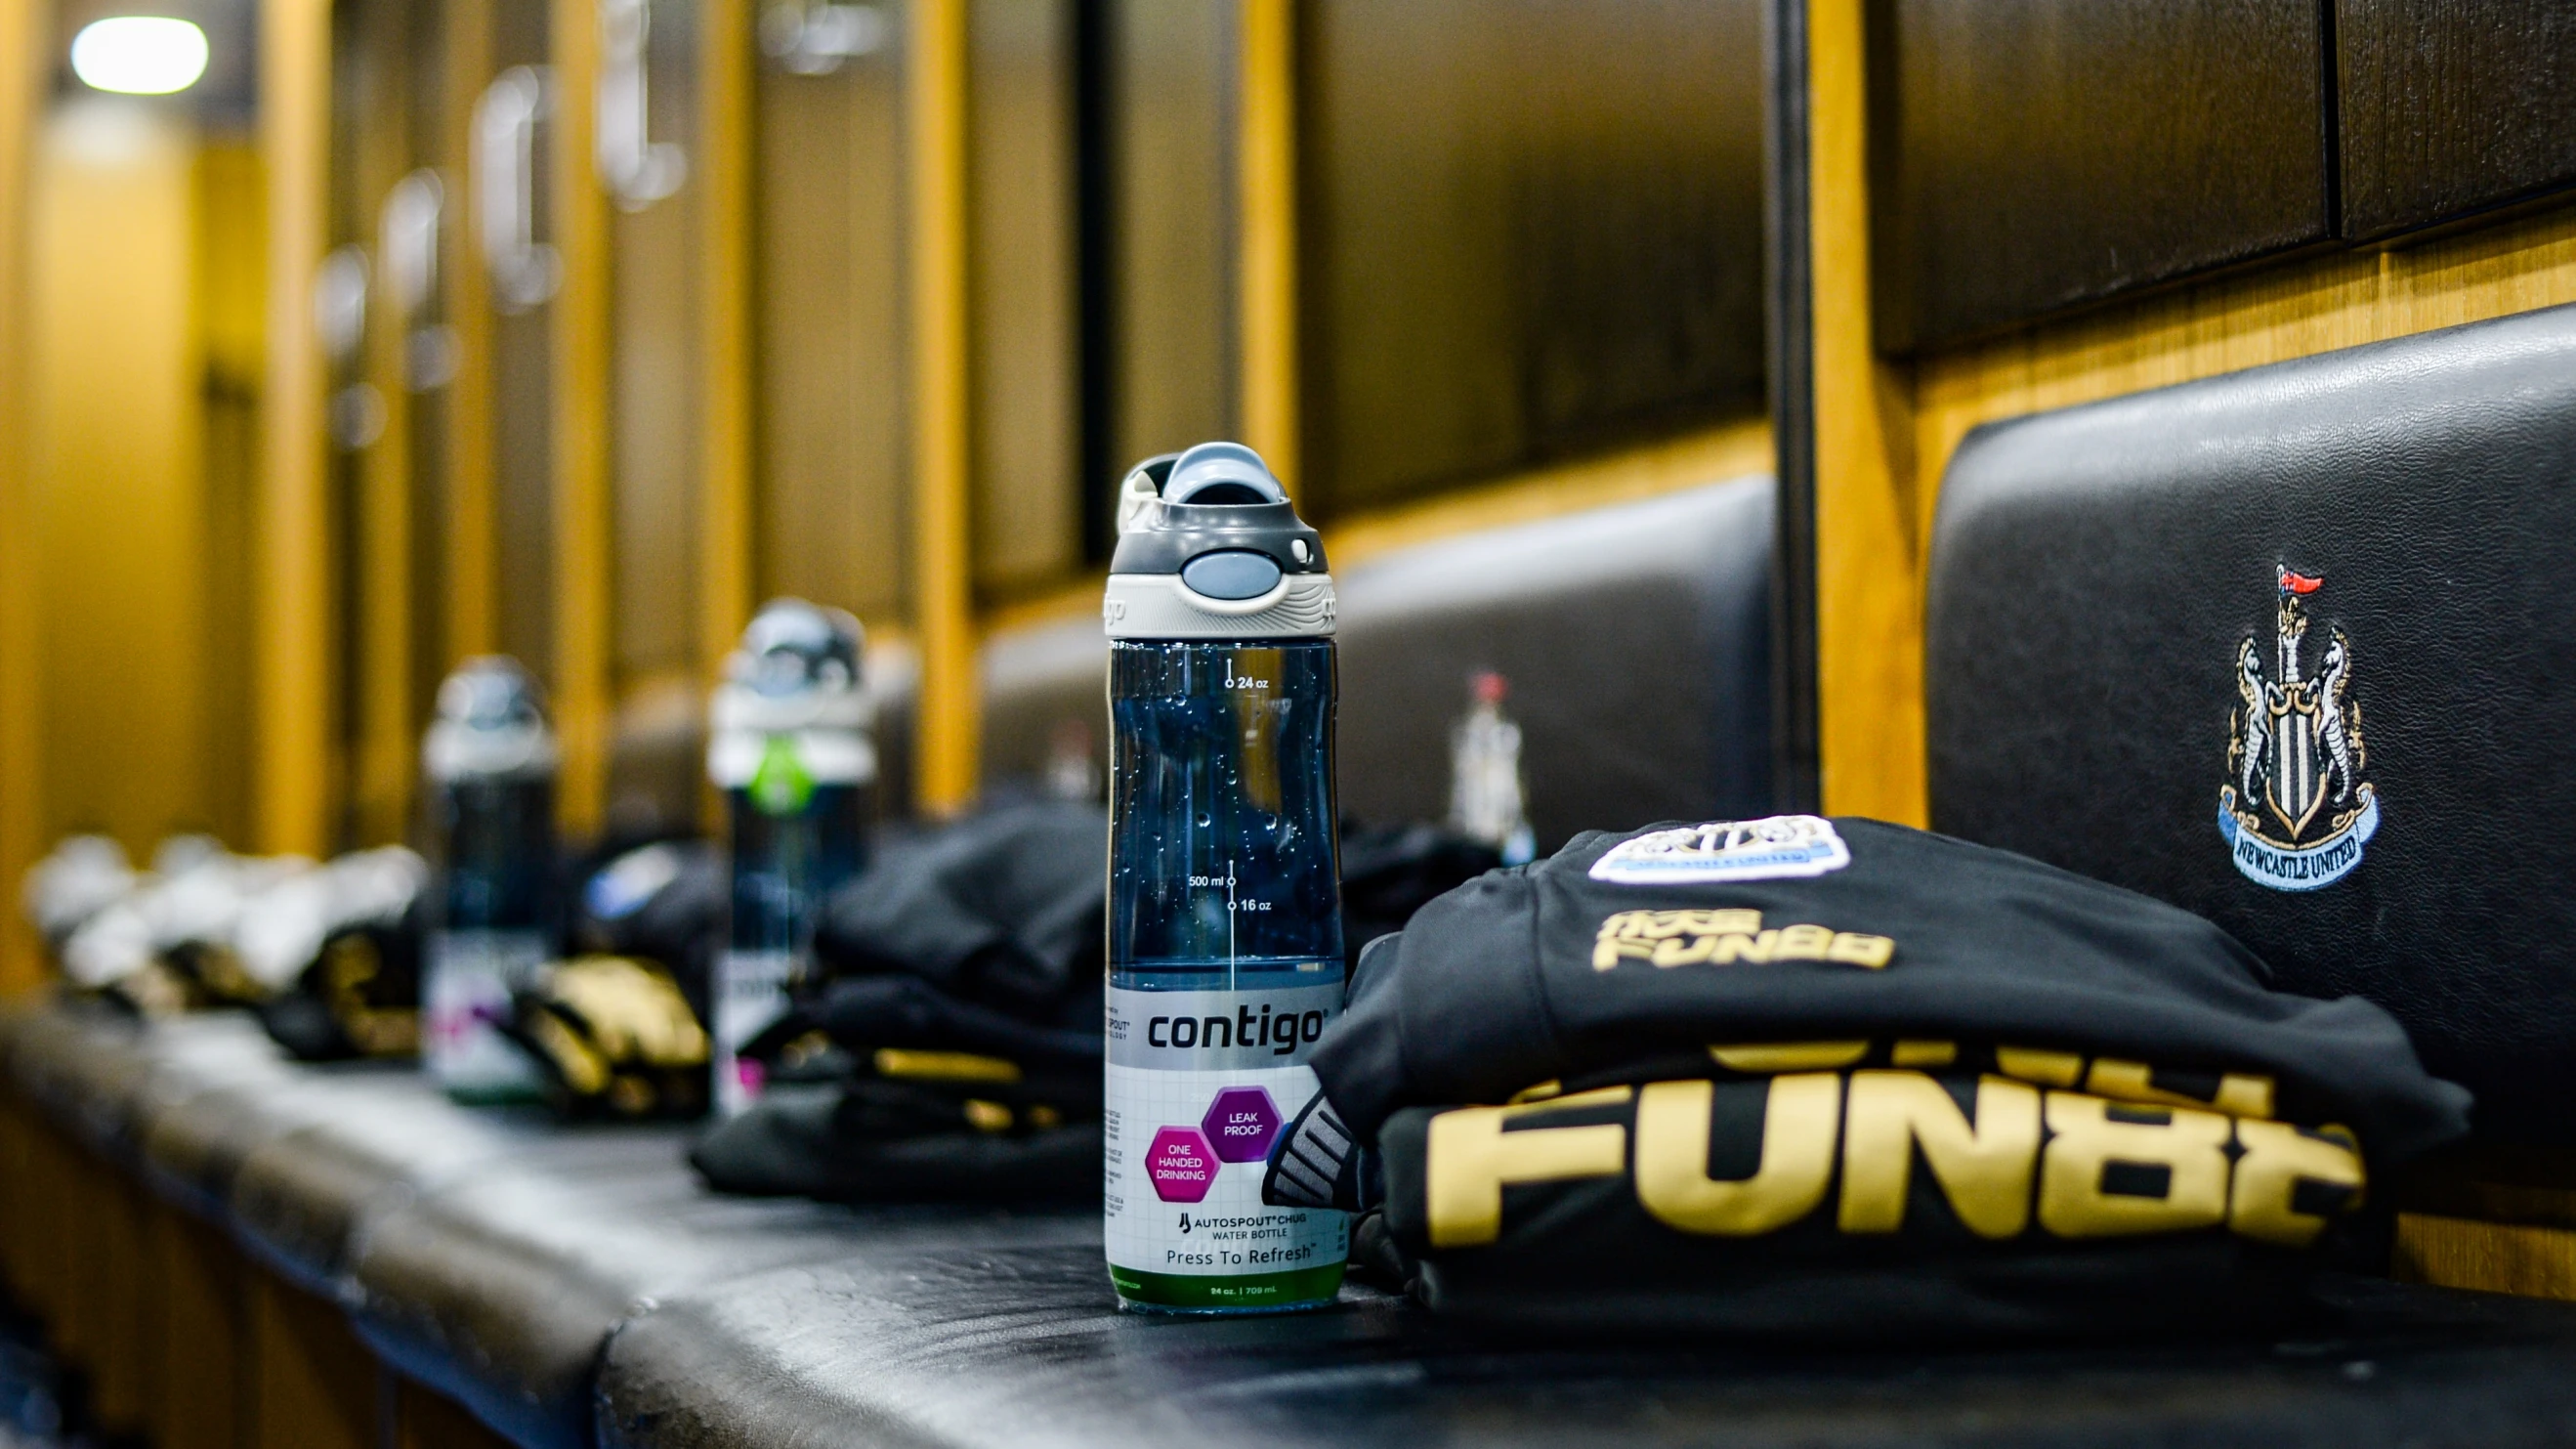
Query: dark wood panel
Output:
[[611, 0, 703, 684], [2338, 0, 2576, 242], [969, 0, 1082, 595], [490, 0, 556, 681], [1104, 0, 1234, 475], [753, 0, 909, 625], [1869, 0, 2332, 353], [1297, 0, 1765, 517]]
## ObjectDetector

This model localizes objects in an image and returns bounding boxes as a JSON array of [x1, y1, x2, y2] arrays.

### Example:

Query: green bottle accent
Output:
[[1109, 1263, 1346, 1312], [749, 734, 816, 817]]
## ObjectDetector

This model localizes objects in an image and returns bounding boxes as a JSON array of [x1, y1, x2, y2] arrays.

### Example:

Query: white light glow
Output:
[[70, 17, 209, 96]]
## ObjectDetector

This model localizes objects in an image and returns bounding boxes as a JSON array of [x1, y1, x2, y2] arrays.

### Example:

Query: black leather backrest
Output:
[[981, 476, 1776, 853], [1926, 302, 2576, 1142]]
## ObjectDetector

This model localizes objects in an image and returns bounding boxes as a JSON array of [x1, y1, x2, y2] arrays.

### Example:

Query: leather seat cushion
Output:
[[1926, 302, 2576, 1141]]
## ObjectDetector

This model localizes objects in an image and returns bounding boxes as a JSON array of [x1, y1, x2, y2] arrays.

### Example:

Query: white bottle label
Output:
[[1104, 980, 1348, 1308], [712, 948, 797, 1116], [424, 928, 549, 1097]]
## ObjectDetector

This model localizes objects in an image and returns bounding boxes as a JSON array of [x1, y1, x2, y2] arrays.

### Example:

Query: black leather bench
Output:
[[12, 957, 2576, 1446], [18, 332, 2576, 1442]]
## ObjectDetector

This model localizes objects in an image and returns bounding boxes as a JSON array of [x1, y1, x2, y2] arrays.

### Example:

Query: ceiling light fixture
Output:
[[70, 17, 210, 96]]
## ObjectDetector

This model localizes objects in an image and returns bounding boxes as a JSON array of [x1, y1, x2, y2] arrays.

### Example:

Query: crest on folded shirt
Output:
[[2219, 569, 2379, 891], [1587, 815, 1850, 885]]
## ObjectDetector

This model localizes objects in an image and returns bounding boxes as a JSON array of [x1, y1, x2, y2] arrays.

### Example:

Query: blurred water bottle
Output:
[[422, 658, 556, 1101], [1448, 669, 1536, 866], [707, 599, 872, 1115], [1102, 442, 1347, 1314]]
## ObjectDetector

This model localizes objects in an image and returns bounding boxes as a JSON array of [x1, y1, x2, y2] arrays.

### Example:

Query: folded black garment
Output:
[[813, 800, 1105, 1025], [1336, 821, 1503, 972], [1296, 816, 2470, 1335], [742, 974, 1101, 1077], [697, 804, 1110, 1202], [691, 1054, 1099, 1203]]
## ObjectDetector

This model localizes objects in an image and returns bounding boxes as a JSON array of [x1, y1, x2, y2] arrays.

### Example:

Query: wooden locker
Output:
[[2338, 0, 2576, 243], [1868, 0, 2333, 352], [1295, 0, 1768, 517]]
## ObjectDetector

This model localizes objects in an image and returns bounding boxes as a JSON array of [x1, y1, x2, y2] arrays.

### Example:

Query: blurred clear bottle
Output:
[[1102, 443, 1347, 1314], [1448, 669, 1537, 866], [707, 599, 873, 1114], [421, 657, 557, 1101]]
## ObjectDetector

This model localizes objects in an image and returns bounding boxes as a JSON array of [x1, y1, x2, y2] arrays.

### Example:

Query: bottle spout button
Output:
[[1179, 549, 1285, 601]]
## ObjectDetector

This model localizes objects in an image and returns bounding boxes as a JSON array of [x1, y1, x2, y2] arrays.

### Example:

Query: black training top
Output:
[[1312, 817, 2470, 1163]]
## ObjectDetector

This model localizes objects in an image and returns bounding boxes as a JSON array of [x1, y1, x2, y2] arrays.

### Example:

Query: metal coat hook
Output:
[[758, 0, 886, 76], [475, 66, 561, 314], [599, 0, 686, 210], [381, 170, 458, 390]]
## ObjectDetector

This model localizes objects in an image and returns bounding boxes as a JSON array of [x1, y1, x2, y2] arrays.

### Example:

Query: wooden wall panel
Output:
[[29, 103, 214, 853], [753, 5, 909, 626], [1869, 0, 2332, 353], [554, 0, 615, 836], [2338, 0, 2576, 243], [260, 0, 338, 855], [1105, 0, 1234, 472], [1296, 0, 1766, 518], [604, 0, 709, 833], [609, 0, 703, 691], [0, 0, 42, 992], [912, 0, 976, 811], [697, 0, 752, 727], [488, 0, 557, 689], [968, 0, 1082, 597], [344, 0, 419, 847]]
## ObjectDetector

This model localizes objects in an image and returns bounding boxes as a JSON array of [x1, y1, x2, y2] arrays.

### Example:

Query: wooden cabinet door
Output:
[[2338, 0, 2576, 242], [1870, 0, 2333, 352]]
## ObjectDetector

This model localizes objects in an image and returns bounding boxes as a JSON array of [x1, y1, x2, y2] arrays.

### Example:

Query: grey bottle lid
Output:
[[423, 656, 559, 782], [708, 598, 875, 787], [1103, 442, 1335, 640]]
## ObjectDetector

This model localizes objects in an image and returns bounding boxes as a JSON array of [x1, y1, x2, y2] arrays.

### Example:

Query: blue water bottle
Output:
[[707, 600, 873, 1115], [1102, 442, 1346, 1313], [421, 657, 557, 1101]]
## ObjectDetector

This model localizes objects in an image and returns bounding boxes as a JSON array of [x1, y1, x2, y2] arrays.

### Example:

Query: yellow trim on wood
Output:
[[256, 0, 336, 856], [1807, 0, 1922, 827], [2396, 1212, 2576, 1301], [0, 0, 42, 991], [1324, 416, 1773, 573], [443, 0, 498, 661], [1911, 209, 2576, 550], [552, 0, 613, 837], [697, 0, 754, 830], [1237, 0, 1297, 486], [909, 0, 978, 814]]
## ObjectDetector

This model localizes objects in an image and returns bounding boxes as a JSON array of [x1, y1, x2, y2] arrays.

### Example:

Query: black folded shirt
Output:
[[1301, 816, 2472, 1335]]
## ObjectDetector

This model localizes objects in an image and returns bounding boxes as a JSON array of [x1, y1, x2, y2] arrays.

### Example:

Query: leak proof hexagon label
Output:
[[1146, 1126, 1218, 1203], [1202, 1086, 1283, 1163]]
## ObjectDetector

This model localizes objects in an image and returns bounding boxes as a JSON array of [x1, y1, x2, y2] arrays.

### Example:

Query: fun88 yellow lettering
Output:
[[1414, 1071, 2366, 1250]]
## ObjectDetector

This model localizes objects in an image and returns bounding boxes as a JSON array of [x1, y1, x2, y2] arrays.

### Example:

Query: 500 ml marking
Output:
[[1182, 860, 1274, 988]]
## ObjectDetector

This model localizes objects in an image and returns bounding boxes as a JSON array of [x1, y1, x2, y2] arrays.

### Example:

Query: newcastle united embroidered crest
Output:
[[2218, 569, 2379, 891]]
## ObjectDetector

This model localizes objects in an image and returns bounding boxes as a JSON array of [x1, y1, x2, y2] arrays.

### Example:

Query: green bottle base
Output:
[[1110, 1262, 1346, 1314]]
